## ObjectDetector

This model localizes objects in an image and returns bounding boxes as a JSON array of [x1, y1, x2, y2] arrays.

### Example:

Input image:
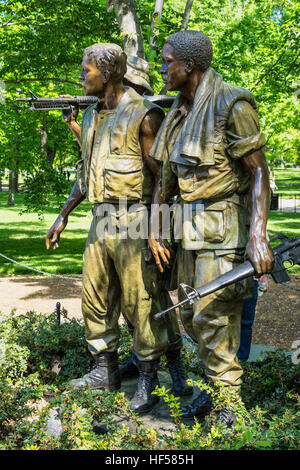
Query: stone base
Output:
[[102, 371, 203, 435]]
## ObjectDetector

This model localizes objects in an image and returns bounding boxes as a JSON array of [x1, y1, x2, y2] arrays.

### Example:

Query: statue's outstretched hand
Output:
[[45, 215, 68, 250], [148, 238, 174, 273]]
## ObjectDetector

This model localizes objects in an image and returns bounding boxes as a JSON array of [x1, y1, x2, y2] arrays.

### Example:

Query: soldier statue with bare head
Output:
[[46, 42, 191, 414]]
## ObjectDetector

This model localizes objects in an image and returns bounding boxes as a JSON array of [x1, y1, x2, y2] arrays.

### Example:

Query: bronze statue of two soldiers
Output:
[[46, 31, 274, 422]]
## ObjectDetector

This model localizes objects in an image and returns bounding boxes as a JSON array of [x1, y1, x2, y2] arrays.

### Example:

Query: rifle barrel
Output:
[[154, 260, 255, 321], [154, 297, 192, 321], [154, 234, 300, 321]]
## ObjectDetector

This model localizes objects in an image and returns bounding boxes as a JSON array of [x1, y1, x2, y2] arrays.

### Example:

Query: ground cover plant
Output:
[[0, 309, 299, 450]]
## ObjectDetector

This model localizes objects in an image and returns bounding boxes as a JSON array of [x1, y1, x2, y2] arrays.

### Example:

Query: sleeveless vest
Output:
[[80, 87, 164, 204]]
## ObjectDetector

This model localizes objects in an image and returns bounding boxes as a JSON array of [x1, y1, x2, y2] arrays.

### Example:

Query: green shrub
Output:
[[0, 309, 299, 450]]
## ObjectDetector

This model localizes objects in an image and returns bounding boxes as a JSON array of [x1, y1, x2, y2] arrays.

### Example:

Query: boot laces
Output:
[[136, 370, 155, 397]]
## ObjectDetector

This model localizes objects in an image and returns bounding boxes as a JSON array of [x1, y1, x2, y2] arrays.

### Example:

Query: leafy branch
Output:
[[252, 34, 299, 89]]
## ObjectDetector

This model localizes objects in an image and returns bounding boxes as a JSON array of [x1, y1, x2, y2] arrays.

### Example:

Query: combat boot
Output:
[[129, 359, 160, 414], [69, 351, 121, 391], [119, 353, 139, 378], [166, 349, 193, 397], [180, 388, 213, 419]]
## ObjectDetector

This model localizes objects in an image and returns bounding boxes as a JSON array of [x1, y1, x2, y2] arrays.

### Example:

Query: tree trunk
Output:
[[7, 136, 19, 206], [181, 0, 194, 30], [107, 0, 145, 59], [149, 0, 164, 52], [7, 168, 18, 206], [39, 118, 56, 164]]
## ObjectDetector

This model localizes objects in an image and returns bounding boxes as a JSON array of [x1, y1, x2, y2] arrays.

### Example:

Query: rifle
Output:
[[16, 91, 175, 111], [154, 233, 300, 321], [16, 91, 97, 111]]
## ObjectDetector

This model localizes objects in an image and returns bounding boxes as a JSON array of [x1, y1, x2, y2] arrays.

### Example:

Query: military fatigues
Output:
[[151, 68, 266, 389], [77, 87, 182, 361]]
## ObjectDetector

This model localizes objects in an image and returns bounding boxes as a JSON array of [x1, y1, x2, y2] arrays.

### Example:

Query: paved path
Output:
[[0, 275, 83, 318], [278, 197, 300, 212], [1, 274, 299, 353]]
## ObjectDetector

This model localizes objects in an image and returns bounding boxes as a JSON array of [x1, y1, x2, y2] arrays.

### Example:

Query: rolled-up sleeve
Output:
[[226, 100, 266, 160]]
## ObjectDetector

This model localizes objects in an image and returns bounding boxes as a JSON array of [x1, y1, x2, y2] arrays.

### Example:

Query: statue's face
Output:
[[79, 56, 106, 97], [160, 43, 189, 92]]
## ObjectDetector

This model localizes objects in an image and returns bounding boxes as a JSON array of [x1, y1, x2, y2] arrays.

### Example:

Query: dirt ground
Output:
[[249, 275, 300, 350], [0, 274, 299, 351]]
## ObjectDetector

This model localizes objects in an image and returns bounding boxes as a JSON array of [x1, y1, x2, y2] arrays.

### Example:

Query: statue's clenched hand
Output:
[[245, 235, 274, 275], [59, 94, 79, 124], [45, 215, 68, 250]]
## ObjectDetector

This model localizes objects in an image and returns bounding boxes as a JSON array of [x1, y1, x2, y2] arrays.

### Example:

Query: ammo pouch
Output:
[[103, 155, 143, 201]]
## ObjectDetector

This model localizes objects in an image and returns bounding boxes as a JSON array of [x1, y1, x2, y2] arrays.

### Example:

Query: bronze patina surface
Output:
[[149, 31, 274, 419], [45, 43, 184, 411]]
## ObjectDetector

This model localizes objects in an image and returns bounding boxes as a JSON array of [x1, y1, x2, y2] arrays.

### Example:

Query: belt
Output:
[[93, 200, 150, 217], [180, 192, 249, 208]]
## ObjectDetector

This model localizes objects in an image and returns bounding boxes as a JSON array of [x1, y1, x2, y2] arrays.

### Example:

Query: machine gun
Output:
[[154, 233, 300, 321], [16, 91, 175, 111], [16, 91, 97, 111]]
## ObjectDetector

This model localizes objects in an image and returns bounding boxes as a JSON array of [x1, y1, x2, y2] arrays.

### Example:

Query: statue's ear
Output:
[[185, 59, 195, 73], [103, 70, 110, 83]]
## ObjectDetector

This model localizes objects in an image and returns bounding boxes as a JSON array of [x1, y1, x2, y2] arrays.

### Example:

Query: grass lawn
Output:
[[0, 192, 92, 275], [0, 192, 299, 275], [273, 167, 300, 197]]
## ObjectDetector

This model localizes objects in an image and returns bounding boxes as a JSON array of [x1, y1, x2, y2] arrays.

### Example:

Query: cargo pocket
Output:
[[202, 201, 227, 243], [182, 201, 227, 250], [141, 250, 160, 299], [104, 155, 143, 200]]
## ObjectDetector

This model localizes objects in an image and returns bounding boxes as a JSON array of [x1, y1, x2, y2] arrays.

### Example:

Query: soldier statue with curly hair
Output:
[[149, 30, 274, 425]]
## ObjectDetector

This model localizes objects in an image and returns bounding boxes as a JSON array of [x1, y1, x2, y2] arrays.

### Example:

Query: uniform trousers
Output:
[[177, 246, 253, 391], [82, 205, 182, 362]]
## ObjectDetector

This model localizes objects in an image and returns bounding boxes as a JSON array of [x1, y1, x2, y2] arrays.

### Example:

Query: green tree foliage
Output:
[[140, 0, 300, 165], [0, 0, 299, 213], [0, 0, 119, 208], [197, 0, 300, 166]]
